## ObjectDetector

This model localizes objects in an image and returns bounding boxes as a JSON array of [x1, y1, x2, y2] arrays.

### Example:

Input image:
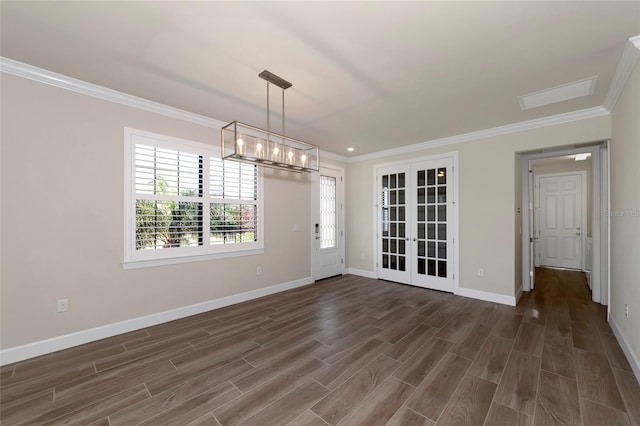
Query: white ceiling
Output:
[[1, 1, 639, 156]]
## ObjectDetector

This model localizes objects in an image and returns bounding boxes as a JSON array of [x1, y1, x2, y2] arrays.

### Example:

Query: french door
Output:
[[377, 157, 455, 292]]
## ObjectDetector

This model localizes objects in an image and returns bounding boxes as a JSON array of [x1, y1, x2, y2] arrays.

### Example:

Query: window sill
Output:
[[122, 248, 264, 270]]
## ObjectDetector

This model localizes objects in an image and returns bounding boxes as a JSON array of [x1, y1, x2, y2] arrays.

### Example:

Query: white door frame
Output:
[[373, 151, 459, 294], [521, 142, 609, 306], [534, 171, 587, 270], [311, 164, 345, 281]]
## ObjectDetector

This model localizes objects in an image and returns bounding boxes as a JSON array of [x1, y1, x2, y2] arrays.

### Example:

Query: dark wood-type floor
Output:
[[2, 269, 639, 425]]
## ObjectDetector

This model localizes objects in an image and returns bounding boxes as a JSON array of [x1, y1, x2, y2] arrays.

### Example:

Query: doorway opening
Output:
[[520, 141, 609, 307]]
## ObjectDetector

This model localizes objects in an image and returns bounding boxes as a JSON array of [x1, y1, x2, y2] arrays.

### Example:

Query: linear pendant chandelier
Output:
[[221, 70, 319, 172]]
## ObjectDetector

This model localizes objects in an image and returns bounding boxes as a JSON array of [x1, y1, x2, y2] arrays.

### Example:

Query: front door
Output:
[[312, 167, 344, 280], [536, 173, 584, 270]]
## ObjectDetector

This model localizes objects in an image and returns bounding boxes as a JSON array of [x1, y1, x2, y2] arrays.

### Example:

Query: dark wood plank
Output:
[[54, 359, 176, 401], [146, 357, 252, 396], [541, 334, 576, 379], [574, 348, 626, 411], [314, 338, 389, 390], [435, 313, 477, 343], [232, 343, 325, 392], [0, 362, 95, 405], [314, 326, 384, 364], [494, 351, 541, 416], [612, 368, 640, 426], [384, 324, 437, 362], [534, 370, 581, 425], [467, 335, 513, 384], [213, 370, 310, 426], [436, 375, 497, 426], [600, 333, 632, 371], [449, 323, 491, 360], [405, 352, 471, 421], [392, 338, 452, 387], [137, 382, 240, 426], [580, 398, 631, 426], [513, 321, 545, 357], [385, 407, 434, 426], [335, 377, 414, 426], [111, 362, 251, 425], [240, 379, 329, 426], [484, 403, 533, 426], [492, 312, 523, 340], [31, 385, 149, 426], [572, 321, 604, 353], [289, 410, 331, 426], [0, 388, 54, 425], [311, 355, 399, 425]]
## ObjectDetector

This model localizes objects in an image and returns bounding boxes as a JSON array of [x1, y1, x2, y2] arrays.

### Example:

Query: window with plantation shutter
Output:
[[124, 128, 263, 269]]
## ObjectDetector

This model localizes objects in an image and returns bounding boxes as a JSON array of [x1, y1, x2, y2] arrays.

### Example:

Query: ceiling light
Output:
[[575, 153, 591, 161], [347, 147, 355, 152], [222, 70, 319, 173], [518, 76, 598, 111]]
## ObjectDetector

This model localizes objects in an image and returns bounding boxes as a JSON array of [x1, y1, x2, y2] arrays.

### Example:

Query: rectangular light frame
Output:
[[221, 121, 319, 173]]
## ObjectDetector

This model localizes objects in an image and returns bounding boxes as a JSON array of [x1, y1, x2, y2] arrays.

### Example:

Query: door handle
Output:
[[412, 238, 417, 242], [576, 232, 581, 236], [405, 238, 410, 241]]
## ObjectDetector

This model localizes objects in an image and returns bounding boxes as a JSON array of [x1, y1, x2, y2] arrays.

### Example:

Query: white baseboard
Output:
[[515, 284, 524, 304], [455, 287, 516, 306], [346, 268, 377, 279], [0, 277, 313, 366], [608, 315, 640, 384]]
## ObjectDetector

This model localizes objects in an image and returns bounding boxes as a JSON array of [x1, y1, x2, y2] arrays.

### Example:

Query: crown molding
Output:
[[603, 35, 640, 112], [347, 106, 609, 163], [0, 57, 227, 129], [0, 56, 615, 165]]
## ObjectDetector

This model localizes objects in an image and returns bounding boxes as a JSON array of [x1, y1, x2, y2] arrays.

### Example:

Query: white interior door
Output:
[[377, 158, 455, 292], [411, 159, 454, 292], [536, 173, 584, 270], [312, 167, 344, 280], [377, 165, 411, 284]]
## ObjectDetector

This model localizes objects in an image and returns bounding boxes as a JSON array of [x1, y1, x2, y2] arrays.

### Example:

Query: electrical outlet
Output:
[[625, 304, 629, 318], [477, 268, 484, 277], [57, 299, 69, 313], [256, 266, 262, 276]]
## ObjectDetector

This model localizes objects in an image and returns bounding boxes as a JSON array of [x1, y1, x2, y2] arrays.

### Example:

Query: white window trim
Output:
[[123, 128, 264, 269]]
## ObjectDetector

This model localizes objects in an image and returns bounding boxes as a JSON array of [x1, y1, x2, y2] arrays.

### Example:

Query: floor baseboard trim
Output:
[[346, 268, 377, 279], [515, 284, 524, 304], [456, 287, 516, 306], [0, 277, 313, 366], [608, 315, 640, 384]]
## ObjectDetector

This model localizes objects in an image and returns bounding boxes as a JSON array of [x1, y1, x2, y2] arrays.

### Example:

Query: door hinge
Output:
[[341, 231, 343, 237], [530, 271, 534, 277], [341, 258, 344, 264]]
